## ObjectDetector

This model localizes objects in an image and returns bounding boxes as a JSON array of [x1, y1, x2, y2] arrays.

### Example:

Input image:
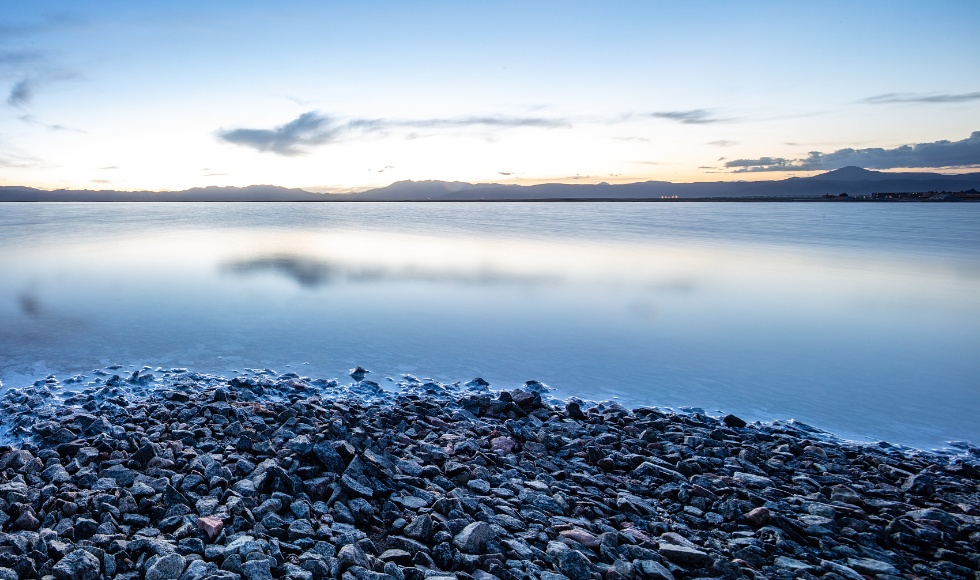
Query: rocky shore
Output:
[[0, 368, 977, 580]]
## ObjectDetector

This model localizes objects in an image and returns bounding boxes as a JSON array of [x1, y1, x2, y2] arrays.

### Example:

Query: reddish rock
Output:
[[14, 505, 40, 531], [490, 436, 516, 455], [744, 506, 772, 527], [197, 516, 223, 541], [560, 529, 600, 549]]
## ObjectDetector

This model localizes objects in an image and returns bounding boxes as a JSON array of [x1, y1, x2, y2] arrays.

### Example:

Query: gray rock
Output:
[[243, 559, 274, 580], [847, 557, 899, 576], [546, 542, 592, 580], [634, 560, 674, 580], [53, 549, 101, 580], [146, 553, 186, 580], [404, 514, 434, 543], [338, 543, 369, 571], [657, 543, 709, 567], [453, 521, 494, 553]]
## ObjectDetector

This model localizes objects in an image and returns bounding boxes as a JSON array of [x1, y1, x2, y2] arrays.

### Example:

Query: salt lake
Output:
[[1, 202, 977, 449]]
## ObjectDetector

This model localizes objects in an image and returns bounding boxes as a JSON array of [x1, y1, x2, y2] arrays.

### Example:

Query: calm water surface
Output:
[[1, 202, 978, 449]]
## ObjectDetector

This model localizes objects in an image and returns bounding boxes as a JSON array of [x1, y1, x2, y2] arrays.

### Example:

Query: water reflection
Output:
[[18, 292, 41, 318], [221, 253, 560, 288], [0, 202, 977, 449]]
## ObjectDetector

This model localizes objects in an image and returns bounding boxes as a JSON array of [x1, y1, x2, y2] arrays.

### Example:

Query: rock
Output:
[[242, 558, 274, 580], [338, 543, 369, 571], [565, 401, 586, 420], [847, 557, 899, 576], [774, 556, 813, 572], [146, 553, 185, 580], [314, 442, 345, 473], [634, 560, 674, 580], [404, 514, 434, 543], [657, 543, 709, 567], [733, 472, 772, 488], [559, 529, 600, 549], [490, 436, 515, 455], [467, 478, 491, 494], [197, 516, 223, 541], [547, 542, 592, 580], [902, 472, 936, 496], [453, 521, 494, 553], [13, 505, 39, 530], [52, 549, 101, 580], [379, 549, 413, 565], [743, 506, 771, 526], [722, 414, 747, 428]]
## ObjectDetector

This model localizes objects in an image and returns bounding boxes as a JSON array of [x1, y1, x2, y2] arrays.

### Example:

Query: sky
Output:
[[1, 0, 979, 192]]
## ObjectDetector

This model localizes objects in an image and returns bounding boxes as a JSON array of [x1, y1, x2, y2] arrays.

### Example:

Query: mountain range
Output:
[[2, 167, 979, 202]]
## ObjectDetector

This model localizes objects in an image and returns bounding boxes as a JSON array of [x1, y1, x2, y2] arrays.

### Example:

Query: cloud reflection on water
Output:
[[220, 253, 562, 289]]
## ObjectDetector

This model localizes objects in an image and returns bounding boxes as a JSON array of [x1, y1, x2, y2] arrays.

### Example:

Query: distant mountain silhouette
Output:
[[3, 168, 980, 201], [0, 185, 325, 202], [345, 167, 980, 200]]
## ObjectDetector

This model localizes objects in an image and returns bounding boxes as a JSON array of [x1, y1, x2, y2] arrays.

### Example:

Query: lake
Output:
[[1, 202, 977, 449]]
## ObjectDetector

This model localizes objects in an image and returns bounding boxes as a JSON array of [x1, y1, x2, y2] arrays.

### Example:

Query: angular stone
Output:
[[404, 514, 434, 543], [242, 559, 274, 580], [197, 516, 223, 541], [146, 553, 185, 580], [454, 521, 494, 553], [560, 529, 600, 549], [53, 549, 101, 580], [743, 506, 771, 526], [634, 560, 674, 580], [847, 557, 899, 576], [657, 543, 709, 567]]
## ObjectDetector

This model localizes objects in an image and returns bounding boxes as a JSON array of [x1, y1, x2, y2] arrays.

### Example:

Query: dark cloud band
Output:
[[217, 111, 569, 156], [861, 92, 980, 105], [725, 131, 980, 172], [650, 109, 727, 124]]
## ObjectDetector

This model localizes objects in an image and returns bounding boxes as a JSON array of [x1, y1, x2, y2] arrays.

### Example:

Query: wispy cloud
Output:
[[707, 139, 737, 147], [0, 50, 43, 66], [650, 109, 728, 124], [217, 111, 570, 155], [7, 78, 35, 106], [861, 91, 980, 105], [0, 150, 40, 168], [725, 131, 980, 172], [2, 16, 82, 109]]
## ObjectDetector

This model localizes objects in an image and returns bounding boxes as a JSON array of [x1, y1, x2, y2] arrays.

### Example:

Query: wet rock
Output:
[[722, 414, 746, 428]]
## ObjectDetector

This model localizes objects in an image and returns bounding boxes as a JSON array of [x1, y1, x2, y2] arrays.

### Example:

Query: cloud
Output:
[[0, 152, 39, 168], [861, 91, 980, 105], [217, 111, 570, 155], [650, 109, 727, 124], [725, 131, 980, 172], [6, 70, 80, 108], [7, 78, 35, 106], [0, 50, 42, 66], [216, 112, 338, 156], [707, 140, 737, 147]]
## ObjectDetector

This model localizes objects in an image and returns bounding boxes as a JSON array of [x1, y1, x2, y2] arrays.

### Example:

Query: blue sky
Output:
[[2, 1, 978, 191]]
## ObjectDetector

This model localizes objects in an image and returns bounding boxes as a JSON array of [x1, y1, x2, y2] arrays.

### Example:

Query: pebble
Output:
[[0, 370, 974, 580]]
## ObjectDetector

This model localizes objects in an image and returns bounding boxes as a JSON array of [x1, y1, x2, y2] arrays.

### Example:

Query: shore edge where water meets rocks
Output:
[[0, 367, 976, 580]]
